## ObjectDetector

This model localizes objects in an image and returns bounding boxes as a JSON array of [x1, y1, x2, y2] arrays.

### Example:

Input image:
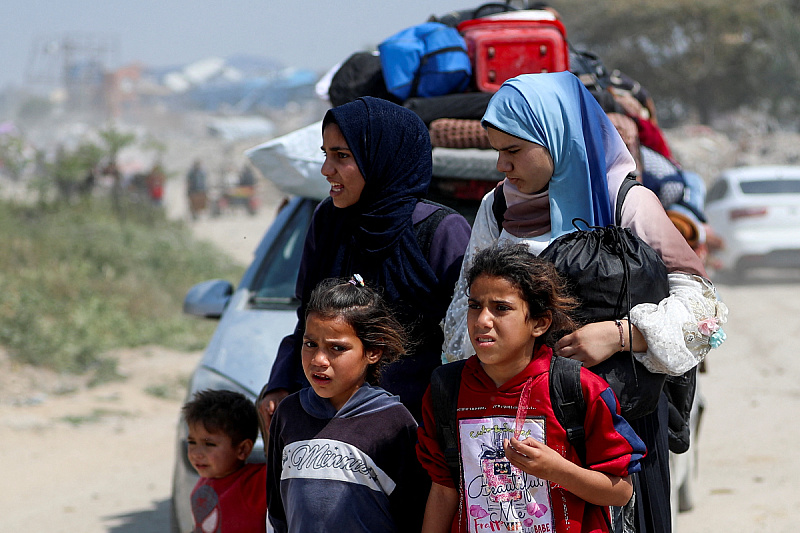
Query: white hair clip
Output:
[[348, 273, 365, 287]]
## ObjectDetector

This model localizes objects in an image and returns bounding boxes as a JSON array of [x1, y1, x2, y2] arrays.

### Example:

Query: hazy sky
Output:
[[1, 0, 475, 88]]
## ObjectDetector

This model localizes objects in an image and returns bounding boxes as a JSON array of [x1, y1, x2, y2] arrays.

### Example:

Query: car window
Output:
[[250, 200, 317, 306], [740, 179, 800, 194], [706, 179, 729, 203]]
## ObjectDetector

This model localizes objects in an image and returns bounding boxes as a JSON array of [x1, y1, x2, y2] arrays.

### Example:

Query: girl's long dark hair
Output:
[[467, 243, 579, 348], [306, 277, 408, 385]]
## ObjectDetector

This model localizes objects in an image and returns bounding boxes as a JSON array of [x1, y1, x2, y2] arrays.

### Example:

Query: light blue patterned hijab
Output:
[[482, 72, 636, 238]]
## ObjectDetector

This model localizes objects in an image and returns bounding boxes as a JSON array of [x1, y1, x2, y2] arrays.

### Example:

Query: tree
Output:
[[49, 142, 105, 203], [98, 125, 136, 164], [553, 0, 800, 124], [0, 135, 31, 181]]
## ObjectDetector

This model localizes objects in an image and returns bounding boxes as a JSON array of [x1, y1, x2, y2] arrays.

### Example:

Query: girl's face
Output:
[[321, 123, 366, 208], [467, 274, 552, 387], [302, 313, 381, 411], [187, 423, 251, 479], [487, 127, 554, 194]]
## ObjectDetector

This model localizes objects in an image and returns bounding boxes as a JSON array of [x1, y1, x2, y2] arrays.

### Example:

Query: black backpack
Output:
[[493, 178, 696, 449], [328, 52, 402, 107]]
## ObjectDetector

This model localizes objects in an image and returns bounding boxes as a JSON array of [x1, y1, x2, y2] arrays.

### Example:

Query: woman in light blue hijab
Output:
[[442, 72, 725, 533], [481, 70, 636, 237], [444, 71, 711, 365]]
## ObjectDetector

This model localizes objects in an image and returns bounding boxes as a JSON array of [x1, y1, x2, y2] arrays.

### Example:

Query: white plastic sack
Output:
[[244, 121, 329, 200]]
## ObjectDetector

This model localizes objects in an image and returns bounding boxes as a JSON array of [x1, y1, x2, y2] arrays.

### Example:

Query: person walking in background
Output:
[[145, 162, 165, 207], [187, 159, 208, 219]]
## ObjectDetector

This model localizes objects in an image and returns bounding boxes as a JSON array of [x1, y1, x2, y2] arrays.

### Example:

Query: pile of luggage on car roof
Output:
[[316, 0, 721, 267]]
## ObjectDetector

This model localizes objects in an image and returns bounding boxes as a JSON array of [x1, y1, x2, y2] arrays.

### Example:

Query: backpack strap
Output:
[[413, 199, 458, 260], [615, 174, 641, 226], [549, 355, 587, 466], [430, 359, 467, 488], [410, 46, 470, 98], [492, 182, 506, 231], [550, 356, 622, 530]]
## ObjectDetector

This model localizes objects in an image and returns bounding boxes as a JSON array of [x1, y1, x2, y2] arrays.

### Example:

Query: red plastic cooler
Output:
[[458, 14, 569, 93]]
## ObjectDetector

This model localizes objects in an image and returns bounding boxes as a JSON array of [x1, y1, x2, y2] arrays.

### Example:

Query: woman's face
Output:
[[321, 123, 366, 208], [487, 127, 554, 194]]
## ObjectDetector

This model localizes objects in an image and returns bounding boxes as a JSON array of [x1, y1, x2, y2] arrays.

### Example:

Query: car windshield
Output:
[[250, 200, 317, 307], [740, 179, 800, 194]]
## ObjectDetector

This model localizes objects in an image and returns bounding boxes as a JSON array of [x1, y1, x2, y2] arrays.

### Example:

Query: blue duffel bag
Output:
[[378, 22, 472, 101]]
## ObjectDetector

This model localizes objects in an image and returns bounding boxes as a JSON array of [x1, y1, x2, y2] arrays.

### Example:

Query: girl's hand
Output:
[[503, 436, 569, 481], [504, 437, 634, 507], [554, 320, 646, 367]]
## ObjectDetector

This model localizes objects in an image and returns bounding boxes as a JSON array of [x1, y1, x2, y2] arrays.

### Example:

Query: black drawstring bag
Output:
[[537, 178, 669, 420]]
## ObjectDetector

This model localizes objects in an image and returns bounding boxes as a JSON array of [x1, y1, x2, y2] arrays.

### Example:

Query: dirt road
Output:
[[3, 247, 799, 532]]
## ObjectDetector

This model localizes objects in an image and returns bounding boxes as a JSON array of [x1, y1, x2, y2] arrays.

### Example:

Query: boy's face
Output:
[[187, 422, 251, 479]]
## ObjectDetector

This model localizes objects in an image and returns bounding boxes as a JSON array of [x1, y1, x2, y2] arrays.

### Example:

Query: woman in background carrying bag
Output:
[[442, 72, 727, 533]]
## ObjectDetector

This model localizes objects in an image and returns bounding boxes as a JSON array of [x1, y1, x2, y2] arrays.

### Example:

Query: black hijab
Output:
[[316, 97, 439, 312]]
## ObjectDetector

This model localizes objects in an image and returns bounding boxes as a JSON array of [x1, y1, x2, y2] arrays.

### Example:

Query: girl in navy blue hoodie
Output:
[[267, 276, 425, 533]]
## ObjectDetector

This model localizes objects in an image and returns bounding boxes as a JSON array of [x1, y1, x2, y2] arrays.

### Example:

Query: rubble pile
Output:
[[665, 109, 800, 184]]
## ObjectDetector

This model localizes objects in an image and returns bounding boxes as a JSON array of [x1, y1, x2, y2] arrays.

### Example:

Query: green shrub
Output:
[[0, 198, 245, 374]]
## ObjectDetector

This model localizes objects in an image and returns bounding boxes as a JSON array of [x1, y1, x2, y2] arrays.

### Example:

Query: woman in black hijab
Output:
[[259, 97, 471, 426]]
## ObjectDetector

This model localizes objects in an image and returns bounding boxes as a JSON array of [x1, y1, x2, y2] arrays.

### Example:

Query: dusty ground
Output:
[[0, 345, 198, 532], [2, 117, 800, 532], [3, 266, 799, 532]]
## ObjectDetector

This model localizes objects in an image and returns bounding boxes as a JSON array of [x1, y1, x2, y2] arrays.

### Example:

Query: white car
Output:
[[705, 165, 800, 278]]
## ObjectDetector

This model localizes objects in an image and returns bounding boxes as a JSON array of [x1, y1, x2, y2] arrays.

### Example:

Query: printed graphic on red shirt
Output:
[[191, 484, 221, 533], [459, 416, 554, 533]]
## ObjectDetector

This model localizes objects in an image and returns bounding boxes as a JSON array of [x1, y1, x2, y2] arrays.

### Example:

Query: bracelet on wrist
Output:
[[614, 319, 625, 349]]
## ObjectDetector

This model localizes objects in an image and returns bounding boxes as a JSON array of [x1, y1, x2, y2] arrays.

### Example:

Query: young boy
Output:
[[183, 389, 266, 533]]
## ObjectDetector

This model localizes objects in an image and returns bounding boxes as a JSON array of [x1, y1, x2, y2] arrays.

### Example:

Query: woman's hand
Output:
[[257, 388, 289, 440], [503, 436, 569, 481], [554, 320, 647, 367]]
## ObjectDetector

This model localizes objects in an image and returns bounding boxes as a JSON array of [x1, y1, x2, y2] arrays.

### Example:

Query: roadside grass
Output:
[[144, 376, 191, 400], [60, 408, 133, 426], [0, 198, 245, 380]]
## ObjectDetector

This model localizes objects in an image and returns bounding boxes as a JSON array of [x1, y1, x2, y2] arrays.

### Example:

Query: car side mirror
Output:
[[183, 279, 234, 319]]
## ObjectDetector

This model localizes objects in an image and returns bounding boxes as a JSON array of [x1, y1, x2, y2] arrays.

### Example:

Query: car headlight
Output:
[[187, 366, 258, 402]]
